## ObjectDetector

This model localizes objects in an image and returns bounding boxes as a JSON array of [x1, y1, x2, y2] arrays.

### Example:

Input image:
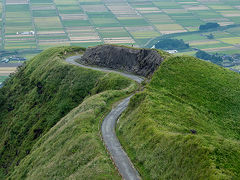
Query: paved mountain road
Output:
[[66, 55, 143, 84], [66, 55, 142, 180]]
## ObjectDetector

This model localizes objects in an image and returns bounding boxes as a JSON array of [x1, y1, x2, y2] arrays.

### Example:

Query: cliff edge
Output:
[[78, 45, 164, 77]]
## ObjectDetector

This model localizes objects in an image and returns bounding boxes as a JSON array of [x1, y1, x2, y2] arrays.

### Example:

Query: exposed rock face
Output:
[[78, 45, 164, 77]]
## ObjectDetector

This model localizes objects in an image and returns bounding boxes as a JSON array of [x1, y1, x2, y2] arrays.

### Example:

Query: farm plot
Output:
[[57, 5, 83, 14], [6, 0, 28, 5], [155, 24, 187, 34], [96, 27, 134, 45], [174, 27, 240, 54], [107, 3, 137, 16], [0, 67, 16, 76], [190, 40, 232, 49], [34, 17, 63, 31], [118, 16, 150, 27], [135, 7, 161, 14], [0, 1, 2, 47], [129, 1, 162, 14], [5, 5, 33, 36], [91, 16, 120, 27], [219, 37, 240, 45], [143, 13, 174, 24], [226, 26, 240, 35], [1, 0, 240, 52], [4, 3, 36, 49], [126, 26, 159, 45], [67, 27, 100, 42], [66, 26, 102, 47], [34, 14, 67, 49], [153, 2, 182, 9], [30, 0, 53, 3], [31, 4, 55, 11], [97, 27, 129, 38], [32, 10, 57, 17]]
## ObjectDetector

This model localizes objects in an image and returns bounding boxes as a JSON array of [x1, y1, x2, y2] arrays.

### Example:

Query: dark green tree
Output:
[[196, 50, 223, 65], [155, 39, 189, 50], [199, 23, 220, 31]]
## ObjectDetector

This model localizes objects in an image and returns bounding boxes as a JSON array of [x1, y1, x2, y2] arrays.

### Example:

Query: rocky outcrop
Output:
[[78, 45, 164, 77]]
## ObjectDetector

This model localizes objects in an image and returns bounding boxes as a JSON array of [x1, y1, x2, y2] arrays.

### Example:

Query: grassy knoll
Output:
[[0, 46, 137, 179], [117, 56, 240, 179]]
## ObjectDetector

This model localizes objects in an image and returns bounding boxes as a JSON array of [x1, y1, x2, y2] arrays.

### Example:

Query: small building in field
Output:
[[16, 31, 35, 35], [166, 50, 178, 54]]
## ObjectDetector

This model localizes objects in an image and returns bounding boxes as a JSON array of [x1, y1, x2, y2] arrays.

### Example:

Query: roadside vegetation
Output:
[[117, 55, 240, 179], [0, 46, 138, 179]]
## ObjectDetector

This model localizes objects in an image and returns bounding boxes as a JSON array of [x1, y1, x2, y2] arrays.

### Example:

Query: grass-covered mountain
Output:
[[0, 46, 137, 179], [0, 45, 240, 179], [118, 56, 240, 179]]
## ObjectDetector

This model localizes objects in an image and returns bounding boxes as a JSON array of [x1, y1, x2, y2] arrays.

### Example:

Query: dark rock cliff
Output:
[[78, 45, 164, 77]]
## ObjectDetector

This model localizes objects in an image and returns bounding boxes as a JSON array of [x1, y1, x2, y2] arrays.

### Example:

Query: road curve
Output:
[[66, 55, 142, 180], [66, 55, 143, 84]]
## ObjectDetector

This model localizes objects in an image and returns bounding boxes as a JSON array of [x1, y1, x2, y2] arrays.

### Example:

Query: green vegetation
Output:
[[0, 46, 138, 179], [199, 22, 220, 31], [146, 25, 240, 56], [2, 0, 240, 56], [8, 75, 137, 180], [196, 50, 223, 65], [118, 56, 240, 179], [196, 50, 240, 68], [155, 39, 189, 51]]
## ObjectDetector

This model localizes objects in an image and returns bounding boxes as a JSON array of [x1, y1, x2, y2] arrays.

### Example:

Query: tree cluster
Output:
[[196, 50, 223, 65], [155, 38, 189, 50], [199, 23, 220, 31]]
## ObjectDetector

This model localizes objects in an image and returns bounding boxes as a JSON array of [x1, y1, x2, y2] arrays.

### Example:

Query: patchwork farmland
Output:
[[0, 0, 239, 52], [165, 25, 240, 56]]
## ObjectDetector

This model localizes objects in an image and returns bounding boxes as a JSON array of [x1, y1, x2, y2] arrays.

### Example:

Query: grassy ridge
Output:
[[8, 75, 137, 180], [117, 56, 240, 179], [0, 46, 137, 178]]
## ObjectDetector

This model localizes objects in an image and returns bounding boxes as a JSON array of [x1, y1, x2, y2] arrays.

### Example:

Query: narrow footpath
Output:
[[66, 55, 142, 180]]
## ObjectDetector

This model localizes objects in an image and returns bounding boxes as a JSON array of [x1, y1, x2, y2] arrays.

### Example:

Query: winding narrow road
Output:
[[66, 56, 143, 84], [66, 55, 143, 180]]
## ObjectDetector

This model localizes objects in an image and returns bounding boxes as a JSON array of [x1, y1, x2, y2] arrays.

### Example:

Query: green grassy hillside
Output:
[[117, 56, 240, 179], [0, 47, 137, 179], [8, 76, 137, 180]]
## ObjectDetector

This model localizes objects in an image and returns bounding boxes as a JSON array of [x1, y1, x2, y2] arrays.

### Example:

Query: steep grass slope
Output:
[[118, 56, 240, 179], [8, 75, 137, 180], [0, 46, 137, 179]]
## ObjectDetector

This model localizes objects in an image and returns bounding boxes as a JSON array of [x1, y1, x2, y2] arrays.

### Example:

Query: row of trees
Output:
[[196, 50, 223, 65]]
